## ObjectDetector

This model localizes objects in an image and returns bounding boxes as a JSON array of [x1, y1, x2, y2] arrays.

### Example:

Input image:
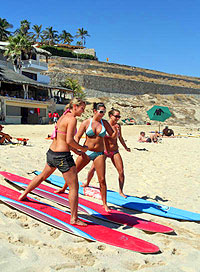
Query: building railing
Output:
[[21, 59, 48, 69], [0, 60, 14, 70], [0, 95, 53, 104]]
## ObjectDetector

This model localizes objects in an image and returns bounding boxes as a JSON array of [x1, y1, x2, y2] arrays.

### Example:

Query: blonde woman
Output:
[[19, 98, 88, 226]]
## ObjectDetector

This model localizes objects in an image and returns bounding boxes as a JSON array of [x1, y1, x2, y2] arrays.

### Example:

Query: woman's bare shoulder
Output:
[[81, 118, 90, 126]]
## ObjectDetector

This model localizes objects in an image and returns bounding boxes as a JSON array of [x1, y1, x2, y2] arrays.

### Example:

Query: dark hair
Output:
[[93, 102, 106, 111], [108, 107, 120, 117], [140, 131, 145, 135]]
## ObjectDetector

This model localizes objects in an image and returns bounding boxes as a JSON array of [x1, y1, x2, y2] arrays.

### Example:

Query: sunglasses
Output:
[[97, 110, 106, 114], [113, 115, 121, 118]]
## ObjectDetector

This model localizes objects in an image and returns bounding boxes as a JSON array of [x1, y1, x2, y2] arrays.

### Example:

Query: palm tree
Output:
[[0, 18, 13, 41], [59, 30, 73, 44], [76, 41, 82, 46], [64, 78, 85, 98], [4, 34, 32, 72], [32, 24, 42, 42], [15, 20, 31, 37], [75, 28, 90, 46], [42, 27, 58, 45]]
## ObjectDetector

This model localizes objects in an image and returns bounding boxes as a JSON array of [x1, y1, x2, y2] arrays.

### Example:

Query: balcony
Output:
[[37, 74, 50, 85], [21, 59, 48, 72]]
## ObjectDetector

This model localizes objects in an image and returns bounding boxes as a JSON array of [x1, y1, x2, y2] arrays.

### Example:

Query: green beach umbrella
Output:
[[147, 105, 172, 131]]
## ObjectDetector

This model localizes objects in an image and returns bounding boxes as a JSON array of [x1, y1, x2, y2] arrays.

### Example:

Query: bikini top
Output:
[[86, 118, 106, 138], [51, 109, 76, 139]]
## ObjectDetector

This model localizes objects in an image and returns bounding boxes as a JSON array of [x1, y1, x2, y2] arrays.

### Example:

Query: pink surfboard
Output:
[[0, 171, 173, 233], [0, 184, 160, 253]]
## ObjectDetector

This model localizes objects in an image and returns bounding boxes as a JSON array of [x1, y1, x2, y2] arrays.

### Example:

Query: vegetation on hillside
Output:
[[0, 17, 90, 46], [0, 17, 93, 62], [60, 78, 86, 99]]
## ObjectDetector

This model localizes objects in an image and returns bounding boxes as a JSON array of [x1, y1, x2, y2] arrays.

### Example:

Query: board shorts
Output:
[[104, 150, 119, 159], [46, 149, 75, 173], [85, 150, 104, 161]]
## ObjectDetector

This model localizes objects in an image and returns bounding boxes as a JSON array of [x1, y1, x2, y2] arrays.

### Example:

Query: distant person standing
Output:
[[48, 111, 53, 124], [53, 112, 59, 123]]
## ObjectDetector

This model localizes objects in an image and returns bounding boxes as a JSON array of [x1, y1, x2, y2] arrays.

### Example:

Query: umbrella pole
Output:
[[159, 122, 160, 133]]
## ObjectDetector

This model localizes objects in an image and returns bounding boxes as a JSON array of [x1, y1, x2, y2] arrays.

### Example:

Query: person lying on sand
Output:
[[0, 125, 13, 144], [138, 131, 152, 143]]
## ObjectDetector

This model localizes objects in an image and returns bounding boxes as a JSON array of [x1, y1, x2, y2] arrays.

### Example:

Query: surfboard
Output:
[[0, 185, 160, 253], [34, 171, 200, 221], [0, 171, 173, 233]]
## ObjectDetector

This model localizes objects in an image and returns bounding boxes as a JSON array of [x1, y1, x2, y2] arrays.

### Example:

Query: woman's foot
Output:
[[103, 204, 111, 212], [18, 194, 28, 201], [119, 192, 127, 198], [81, 182, 89, 187], [54, 188, 66, 194], [70, 218, 87, 226]]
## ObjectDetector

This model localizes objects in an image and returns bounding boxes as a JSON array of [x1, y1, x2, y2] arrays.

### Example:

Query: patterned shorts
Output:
[[46, 149, 75, 173]]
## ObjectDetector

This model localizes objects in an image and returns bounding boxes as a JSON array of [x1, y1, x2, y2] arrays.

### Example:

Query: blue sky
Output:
[[1, 0, 200, 77]]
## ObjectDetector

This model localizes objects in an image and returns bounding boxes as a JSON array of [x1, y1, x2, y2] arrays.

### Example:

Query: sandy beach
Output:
[[0, 123, 200, 272]]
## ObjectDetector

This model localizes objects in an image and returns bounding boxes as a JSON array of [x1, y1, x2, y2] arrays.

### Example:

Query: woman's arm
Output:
[[103, 120, 117, 138], [67, 118, 87, 152], [118, 125, 131, 151], [75, 120, 88, 143]]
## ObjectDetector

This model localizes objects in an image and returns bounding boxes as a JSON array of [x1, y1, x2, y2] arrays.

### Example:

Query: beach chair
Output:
[[16, 138, 29, 145], [121, 118, 135, 125]]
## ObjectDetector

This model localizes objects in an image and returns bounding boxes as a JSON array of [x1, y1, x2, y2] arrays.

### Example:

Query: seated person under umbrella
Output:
[[162, 126, 174, 137]]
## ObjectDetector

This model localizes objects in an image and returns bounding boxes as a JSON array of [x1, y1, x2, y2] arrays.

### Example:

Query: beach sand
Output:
[[0, 124, 200, 272]]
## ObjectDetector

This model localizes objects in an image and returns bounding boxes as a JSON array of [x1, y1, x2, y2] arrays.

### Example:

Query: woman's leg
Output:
[[19, 164, 56, 200], [62, 166, 86, 226], [0, 136, 6, 144], [111, 153, 126, 198], [82, 162, 96, 187], [76, 153, 91, 173], [93, 155, 110, 212], [55, 154, 91, 193]]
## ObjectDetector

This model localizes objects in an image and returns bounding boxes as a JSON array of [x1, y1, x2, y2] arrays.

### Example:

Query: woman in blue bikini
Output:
[[56, 102, 116, 212], [83, 108, 131, 198], [19, 98, 88, 226]]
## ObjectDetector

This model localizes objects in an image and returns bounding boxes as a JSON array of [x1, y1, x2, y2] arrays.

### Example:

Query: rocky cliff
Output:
[[42, 57, 200, 126]]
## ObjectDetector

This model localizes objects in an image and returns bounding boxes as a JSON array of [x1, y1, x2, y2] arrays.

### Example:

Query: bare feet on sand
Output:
[[70, 218, 87, 226]]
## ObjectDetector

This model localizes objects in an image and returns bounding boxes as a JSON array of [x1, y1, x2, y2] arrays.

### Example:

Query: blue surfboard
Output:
[[34, 171, 200, 221]]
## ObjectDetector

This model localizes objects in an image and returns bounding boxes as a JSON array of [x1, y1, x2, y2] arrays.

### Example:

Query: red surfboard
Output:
[[0, 171, 173, 233], [0, 184, 160, 253]]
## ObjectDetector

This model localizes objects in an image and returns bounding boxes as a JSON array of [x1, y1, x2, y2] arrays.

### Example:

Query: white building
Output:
[[0, 43, 73, 124], [0, 41, 51, 85]]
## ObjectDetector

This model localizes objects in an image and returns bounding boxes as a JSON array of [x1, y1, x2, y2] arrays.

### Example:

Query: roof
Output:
[[55, 44, 85, 49], [0, 65, 73, 92], [0, 42, 52, 57], [33, 45, 52, 56]]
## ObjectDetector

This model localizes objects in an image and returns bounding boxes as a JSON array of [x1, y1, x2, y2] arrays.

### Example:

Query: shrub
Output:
[[40, 45, 95, 60]]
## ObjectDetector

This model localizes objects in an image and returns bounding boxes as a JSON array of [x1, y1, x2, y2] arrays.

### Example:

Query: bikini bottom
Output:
[[85, 150, 104, 161]]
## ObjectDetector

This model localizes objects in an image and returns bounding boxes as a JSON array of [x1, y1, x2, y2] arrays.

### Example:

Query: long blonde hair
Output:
[[64, 98, 86, 111]]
